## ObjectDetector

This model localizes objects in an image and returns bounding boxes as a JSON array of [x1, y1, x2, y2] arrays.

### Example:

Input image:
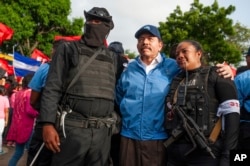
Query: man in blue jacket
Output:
[[116, 24, 234, 166], [116, 24, 179, 166]]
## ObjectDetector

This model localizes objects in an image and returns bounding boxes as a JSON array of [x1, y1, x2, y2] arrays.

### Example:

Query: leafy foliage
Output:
[[159, 0, 249, 65], [125, 49, 136, 59], [0, 0, 83, 57], [228, 23, 250, 53]]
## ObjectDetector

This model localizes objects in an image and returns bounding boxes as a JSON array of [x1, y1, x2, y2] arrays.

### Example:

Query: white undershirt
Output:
[[139, 53, 162, 74]]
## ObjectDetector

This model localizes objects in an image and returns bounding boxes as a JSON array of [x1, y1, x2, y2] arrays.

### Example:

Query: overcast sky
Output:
[[70, 0, 249, 54]]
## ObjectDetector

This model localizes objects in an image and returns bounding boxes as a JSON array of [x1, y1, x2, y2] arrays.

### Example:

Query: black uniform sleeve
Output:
[[212, 72, 238, 103], [219, 113, 240, 166], [210, 68, 240, 165], [39, 42, 74, 124]]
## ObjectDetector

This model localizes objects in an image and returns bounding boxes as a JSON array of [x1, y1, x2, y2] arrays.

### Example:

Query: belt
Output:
[[65, 118, 107, 128]]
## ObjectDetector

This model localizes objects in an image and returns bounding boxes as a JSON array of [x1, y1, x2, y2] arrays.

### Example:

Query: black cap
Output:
[[84, 7, 114, 29], [84, 7, 112, 22]]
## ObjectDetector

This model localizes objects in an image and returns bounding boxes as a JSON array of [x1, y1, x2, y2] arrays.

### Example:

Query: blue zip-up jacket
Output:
[[28, 63, 50, 92], [234, 70, 250, 121], [116, 53, 180, 140]]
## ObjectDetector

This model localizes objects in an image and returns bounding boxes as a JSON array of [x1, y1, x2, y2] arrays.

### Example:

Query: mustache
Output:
[[140, 46, 151, 51]]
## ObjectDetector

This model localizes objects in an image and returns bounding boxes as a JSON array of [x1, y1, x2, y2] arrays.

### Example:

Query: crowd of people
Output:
[[0, 72, 39, 166], [0, 6, 249, 166]]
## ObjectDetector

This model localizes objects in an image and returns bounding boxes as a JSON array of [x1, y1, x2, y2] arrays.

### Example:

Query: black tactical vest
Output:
[[165, 66, 219, 136], [64, 42, 116, 100]]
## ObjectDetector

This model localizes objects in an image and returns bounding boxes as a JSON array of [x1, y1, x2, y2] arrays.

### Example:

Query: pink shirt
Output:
[[9, 91, 17, 108], [6, 88, 38, 143], [0, 95, 9, 119]]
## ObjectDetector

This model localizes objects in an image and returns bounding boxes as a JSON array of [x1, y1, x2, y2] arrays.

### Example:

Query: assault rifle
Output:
[[164, 105, 216, 159]]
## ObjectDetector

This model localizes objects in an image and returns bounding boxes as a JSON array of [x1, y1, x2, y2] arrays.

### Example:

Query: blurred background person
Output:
[[5, 81, 18, 147], [0, 85, 9, 155], [236, 47, 250, 75], [234, 70, 250, 150], [108, 41, 127, 166], [6, 73, 39, 166], [109, 41, 129, 80]]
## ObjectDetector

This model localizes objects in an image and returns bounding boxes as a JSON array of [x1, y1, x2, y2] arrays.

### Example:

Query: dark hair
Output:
[[22, 72, 34, 88], [181, 40, 203, 54], [169, 43, 178, 59], [0, 85, 6, 95], [0, 67, 6, 78]]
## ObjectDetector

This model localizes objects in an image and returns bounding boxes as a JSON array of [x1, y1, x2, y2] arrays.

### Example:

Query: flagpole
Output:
[[12, 44, 18, 77]]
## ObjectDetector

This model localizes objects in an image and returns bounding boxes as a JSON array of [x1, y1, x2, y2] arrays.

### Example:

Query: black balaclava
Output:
[[83, 22, 111, 47]]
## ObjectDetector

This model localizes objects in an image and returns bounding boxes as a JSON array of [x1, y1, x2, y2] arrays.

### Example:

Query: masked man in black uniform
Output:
[[39, 7, 122, 166], [165, 40, 240, 166]]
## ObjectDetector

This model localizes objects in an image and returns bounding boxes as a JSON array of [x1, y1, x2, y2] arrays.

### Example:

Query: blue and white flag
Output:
[[13, 52, 41, 77]]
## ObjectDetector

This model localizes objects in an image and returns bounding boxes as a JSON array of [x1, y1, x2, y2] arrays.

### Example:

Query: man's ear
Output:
[[158, 41, 164, 52]]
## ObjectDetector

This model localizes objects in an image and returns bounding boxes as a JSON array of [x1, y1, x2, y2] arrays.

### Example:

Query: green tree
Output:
[[228, 22, 250, 52], [227, 22, 250, 66], [159, 0, 248, 65], [125, 49, 136, 59], [0, 0, 83, 57]]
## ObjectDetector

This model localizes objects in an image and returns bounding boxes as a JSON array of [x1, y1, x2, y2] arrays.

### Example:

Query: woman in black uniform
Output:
[[165, 40, 240, 166]]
